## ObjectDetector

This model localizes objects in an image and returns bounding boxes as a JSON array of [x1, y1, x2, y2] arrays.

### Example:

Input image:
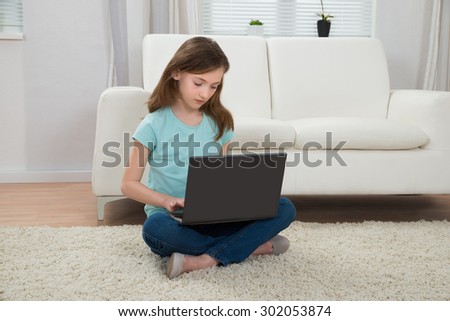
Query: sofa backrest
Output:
[[143, 34, 272, 118], [267, 37, 390, 120]]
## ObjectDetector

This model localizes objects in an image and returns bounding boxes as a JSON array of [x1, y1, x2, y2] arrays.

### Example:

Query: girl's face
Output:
[[172, 67, 224, 111]]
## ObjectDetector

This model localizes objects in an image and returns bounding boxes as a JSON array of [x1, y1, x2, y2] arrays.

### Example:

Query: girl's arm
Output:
[[121, 142, 184, 212], [221, 141, 231, 155]]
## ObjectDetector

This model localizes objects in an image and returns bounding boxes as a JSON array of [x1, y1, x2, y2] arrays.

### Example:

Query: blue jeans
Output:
[[142, 197, 297, 266]]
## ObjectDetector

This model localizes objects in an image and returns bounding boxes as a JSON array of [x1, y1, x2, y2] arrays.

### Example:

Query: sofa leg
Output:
[[97, 198, 106, 221], [97, 196, 126, 221]]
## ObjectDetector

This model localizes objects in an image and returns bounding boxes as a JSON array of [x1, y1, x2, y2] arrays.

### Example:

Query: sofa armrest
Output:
[[388, 90, 450, 151], [92, 86, 150, 196]]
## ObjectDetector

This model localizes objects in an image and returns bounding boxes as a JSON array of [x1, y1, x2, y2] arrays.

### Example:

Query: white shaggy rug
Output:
[[1, 221, 449, 301]]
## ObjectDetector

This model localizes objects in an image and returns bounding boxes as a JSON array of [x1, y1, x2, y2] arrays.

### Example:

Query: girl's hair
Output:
[[147, 36, 234, 141]]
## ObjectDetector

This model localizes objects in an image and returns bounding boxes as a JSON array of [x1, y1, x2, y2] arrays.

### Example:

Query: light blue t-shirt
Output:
[[133, 107, 234, 217]]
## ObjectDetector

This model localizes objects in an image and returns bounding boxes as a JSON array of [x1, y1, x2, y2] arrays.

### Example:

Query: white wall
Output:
[[0, 41, 26, 172], [0, 0, 110, 182], [0, 0, 438, 183], [374, 0, 432, 89]]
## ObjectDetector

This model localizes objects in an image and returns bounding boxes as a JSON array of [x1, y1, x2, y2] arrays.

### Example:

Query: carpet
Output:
[[1, 221, 449, 301]]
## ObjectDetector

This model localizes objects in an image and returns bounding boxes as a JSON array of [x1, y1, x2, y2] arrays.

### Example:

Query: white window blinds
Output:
[[203, 0, 373, 37], [0, 0, 23, 39]]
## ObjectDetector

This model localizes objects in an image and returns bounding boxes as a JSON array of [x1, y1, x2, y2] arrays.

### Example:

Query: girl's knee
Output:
[[142, 233, 166, 256], [278, 197, 297, 223], [142, 219, 160, 253], [142, 213, 160, 238], [143, 211, 176, 234], [142, 212, 176, 256]]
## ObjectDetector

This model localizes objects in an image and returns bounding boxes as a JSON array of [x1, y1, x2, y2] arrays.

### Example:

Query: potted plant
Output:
[[316, 0, 334, 37], [248, 19, 264, 37]]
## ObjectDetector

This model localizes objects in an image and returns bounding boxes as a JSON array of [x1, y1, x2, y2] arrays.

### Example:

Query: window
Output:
[[0, 0, 23, 40], [203, 0, 373, 37]]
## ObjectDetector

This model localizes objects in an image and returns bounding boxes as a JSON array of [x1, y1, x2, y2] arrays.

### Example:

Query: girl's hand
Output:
[[164, 197, 185, 213]]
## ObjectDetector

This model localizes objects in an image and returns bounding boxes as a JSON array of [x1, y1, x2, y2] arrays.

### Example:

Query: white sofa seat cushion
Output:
[[288, 117, 429, 150], [231, 117, 296, 150]]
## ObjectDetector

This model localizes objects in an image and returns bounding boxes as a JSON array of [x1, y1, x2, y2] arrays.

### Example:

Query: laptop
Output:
[[172, 152, 287, 225]]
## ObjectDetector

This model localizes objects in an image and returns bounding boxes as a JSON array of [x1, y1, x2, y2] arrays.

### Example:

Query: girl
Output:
[[122, 36, 296, 279]]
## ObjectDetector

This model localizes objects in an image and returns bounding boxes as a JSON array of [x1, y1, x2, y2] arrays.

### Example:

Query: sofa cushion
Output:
[[288, 117, 429, 150], [231, 117, 296, 150], [267, 38, 390, 120]]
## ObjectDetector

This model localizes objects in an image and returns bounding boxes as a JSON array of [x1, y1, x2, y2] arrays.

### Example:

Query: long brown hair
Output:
[[147, 37, 234, 141]]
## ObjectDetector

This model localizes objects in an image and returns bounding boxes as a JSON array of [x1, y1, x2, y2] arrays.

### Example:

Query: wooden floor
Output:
[[0, 182, 449, 227]]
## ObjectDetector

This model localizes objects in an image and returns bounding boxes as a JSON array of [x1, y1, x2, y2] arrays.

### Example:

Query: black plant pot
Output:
[[317, 20, 331, 37]]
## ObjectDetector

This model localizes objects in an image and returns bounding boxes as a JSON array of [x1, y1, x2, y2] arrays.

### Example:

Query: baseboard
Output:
[[0, 170, 92, 183]]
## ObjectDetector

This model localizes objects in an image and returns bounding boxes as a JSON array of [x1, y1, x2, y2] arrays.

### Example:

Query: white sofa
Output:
[[92, 34, 450, 220]]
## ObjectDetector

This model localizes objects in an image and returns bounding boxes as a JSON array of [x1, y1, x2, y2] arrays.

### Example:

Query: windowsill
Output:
[[0, 32, 24, 40]]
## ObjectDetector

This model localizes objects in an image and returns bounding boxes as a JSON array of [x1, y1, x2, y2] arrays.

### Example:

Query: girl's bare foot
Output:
[[252, 235, 290, 256], [252, 240, 273, 256], [167, 253, 218, 279], [183, 254, 218, 273]]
